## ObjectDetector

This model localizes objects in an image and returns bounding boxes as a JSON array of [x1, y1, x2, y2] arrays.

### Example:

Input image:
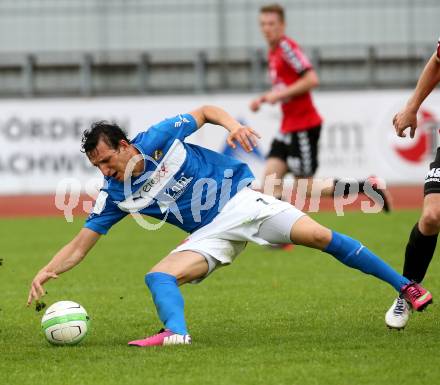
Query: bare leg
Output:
[[262, 157, 288, 199], [418, 193, 440, 235], [289, 215, 332, 249], [150, 250, 209, 285]]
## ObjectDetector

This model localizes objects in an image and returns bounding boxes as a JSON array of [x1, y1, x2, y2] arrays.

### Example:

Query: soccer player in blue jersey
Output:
[[27, 105, 432, 346]]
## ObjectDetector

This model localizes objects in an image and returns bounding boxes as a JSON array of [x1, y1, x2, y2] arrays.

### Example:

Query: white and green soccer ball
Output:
[[41, 301, 90, 345]]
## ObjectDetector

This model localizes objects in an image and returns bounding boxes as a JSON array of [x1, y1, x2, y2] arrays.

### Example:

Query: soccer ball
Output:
[[41, 301, 90, 345]]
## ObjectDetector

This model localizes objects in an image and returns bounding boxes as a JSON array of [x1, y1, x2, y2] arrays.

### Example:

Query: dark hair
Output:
[[260, 3, 285, 22], [81, 121, 130, 154]]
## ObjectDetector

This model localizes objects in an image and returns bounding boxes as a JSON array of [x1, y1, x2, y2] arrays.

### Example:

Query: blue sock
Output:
[[324, 231, 410, 292], [145, 272, 188, 335]]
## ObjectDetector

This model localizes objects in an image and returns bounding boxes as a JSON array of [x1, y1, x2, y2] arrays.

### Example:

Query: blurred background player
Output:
[[250, 3, 391, 211], [386, 38, 440, 330]]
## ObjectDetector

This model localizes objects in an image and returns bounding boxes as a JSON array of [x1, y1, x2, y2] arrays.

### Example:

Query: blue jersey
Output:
[[84, 114, 254, 235]]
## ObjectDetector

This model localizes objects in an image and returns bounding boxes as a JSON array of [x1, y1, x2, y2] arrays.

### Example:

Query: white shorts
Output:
[[171, 187, 306, 282]]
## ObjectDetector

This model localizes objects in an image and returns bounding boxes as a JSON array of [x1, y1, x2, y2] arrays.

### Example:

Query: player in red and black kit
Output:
[[385, 37, 440, 330], [250, 3, 391, 210]]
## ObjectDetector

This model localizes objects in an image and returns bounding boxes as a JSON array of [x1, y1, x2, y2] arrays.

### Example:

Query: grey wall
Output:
[[0, 0, 438, 53], [0, 0, 438, 96]]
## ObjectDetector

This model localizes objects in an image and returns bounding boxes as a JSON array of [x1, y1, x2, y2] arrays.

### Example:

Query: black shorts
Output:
[[424, 147, 440, 196], [267, 125, 321, 178]]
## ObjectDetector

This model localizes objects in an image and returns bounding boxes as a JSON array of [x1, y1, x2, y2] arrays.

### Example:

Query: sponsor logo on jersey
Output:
[[163, 173, 194, 201], [426, 167, 440, 178], [425, 167, 440, 184], [174, 115, 190, 128], [117, 139, 187, 218], [140, 163, 169, 194]]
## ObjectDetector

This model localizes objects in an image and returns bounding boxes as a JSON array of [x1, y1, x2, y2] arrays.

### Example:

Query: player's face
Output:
[[88, 139, 135, 182], [259, 12, 284, 46]]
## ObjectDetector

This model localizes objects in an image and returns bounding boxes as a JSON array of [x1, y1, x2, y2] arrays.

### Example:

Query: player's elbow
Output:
[[200, 104, 218, 116], [190, 105, 212, 128], [197, 105, 224, 126], [313, 76, 320, 88]]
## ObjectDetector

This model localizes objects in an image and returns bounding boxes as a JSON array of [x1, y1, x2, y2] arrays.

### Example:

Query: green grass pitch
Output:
[[0, 211, 439, 385]]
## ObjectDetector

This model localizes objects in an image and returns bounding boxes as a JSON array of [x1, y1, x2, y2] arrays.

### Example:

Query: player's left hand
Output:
[[227, 125, 261, 152], [392, 108, 418, 138]]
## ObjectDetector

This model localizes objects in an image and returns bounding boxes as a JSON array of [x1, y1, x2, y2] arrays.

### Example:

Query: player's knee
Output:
[[148, 264, 179, 279], [420, 208, 440, 234], [147, 266, 194, 285], [310, 227, 332, 249]]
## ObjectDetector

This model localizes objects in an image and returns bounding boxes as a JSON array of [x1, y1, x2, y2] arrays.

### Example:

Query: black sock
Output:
[[333, 179, 364, 197], [403, 223, 438, 282]]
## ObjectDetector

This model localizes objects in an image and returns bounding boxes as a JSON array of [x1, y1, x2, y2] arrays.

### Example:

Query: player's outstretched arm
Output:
[[263, 69, 319, 105], [27, 228, 101, 305], [250, 69, 319, 109], [189, 105, 261, 152], [393, 52, 440, 138]]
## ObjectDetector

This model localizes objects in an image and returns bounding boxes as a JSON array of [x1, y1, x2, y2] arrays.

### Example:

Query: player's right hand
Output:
[[392, 108, 418, 138], [27, 270, 58, 305], [227, 125, 261, 152], [249, 98, 262, 112]]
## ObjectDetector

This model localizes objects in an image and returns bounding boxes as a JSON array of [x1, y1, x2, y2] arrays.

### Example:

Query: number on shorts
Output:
[[256, 197, 269, 205]]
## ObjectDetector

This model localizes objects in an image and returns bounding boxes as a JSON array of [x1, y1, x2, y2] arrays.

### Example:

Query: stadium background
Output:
[[1, 2, 440, 385], [0, 0, 439, 211], [0, 0, 439, 95]]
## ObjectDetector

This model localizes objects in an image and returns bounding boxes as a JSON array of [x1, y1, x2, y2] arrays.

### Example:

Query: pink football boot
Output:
[[400, 282, 433, 311], [128, 329, 192, 347]]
